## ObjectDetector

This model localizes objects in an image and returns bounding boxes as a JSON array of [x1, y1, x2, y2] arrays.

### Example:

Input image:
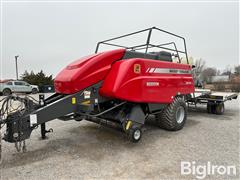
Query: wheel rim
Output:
[[176, 106, 185, 124], [133, 129, 141, 140]]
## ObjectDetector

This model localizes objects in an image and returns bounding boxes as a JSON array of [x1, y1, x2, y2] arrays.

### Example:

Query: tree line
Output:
[[192, 58, 240, 83], [21, 70, 54, 86]]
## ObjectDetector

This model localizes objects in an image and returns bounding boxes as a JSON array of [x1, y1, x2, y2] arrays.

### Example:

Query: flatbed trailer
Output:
[[187, 89, 238, 115]]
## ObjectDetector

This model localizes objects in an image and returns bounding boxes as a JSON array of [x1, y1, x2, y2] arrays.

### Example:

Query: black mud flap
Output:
[[123, 105, 145, 132], [128, 105, 146, 125]]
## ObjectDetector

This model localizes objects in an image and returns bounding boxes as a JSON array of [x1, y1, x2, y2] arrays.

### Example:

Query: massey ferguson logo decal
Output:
[[146, 68, 190, 74]]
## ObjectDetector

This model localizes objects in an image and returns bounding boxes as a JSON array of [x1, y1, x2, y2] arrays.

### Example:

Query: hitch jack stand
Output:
[[39, 95, 53, 139], [40, 123, 53, 139]]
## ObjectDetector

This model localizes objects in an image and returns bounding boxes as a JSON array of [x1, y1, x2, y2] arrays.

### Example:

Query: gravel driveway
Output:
[[0, 94, 239, 179]]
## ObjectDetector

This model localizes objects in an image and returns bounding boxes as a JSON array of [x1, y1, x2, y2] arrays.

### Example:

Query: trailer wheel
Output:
[[207, 103, 214, 114], [215, 103, 224, 115], [128, 126, 142, 143], [207, 103, 215, 114], [156, 97, 187, 131]]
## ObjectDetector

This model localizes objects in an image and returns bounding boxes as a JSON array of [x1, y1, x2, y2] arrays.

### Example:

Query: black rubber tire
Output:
[[156, 97, 187, 131], [128, 126, 142, 143], [215, 103, 224, 115], [32, 88, 38, 94], [207, 103, 213, 113], [207, 102, 216, 114], [2, 88, 11, 96]]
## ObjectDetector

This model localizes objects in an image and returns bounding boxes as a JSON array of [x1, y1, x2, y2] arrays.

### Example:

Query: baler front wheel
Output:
[[128, 126, 142, 143], [156, 97, 187, 131]]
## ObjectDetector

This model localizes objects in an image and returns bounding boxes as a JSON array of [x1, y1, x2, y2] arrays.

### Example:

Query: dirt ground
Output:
[[0, 94, 239, 179]]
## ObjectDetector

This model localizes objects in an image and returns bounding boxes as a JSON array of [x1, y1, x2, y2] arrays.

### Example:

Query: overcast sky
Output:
[[1, 1, 239, 79]]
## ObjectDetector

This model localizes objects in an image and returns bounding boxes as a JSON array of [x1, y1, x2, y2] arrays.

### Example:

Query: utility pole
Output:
[[15, 55, 19, 80]]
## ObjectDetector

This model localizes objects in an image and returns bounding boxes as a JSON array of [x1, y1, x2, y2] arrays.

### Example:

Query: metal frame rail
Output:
[[95, 27, 189, 64]]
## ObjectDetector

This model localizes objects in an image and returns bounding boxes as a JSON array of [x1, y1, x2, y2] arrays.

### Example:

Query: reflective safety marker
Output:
[[126, 120, 132, 130], [134, 64, 141, 74], [72, 97, 76, 104], [81, 100, 91, 105]]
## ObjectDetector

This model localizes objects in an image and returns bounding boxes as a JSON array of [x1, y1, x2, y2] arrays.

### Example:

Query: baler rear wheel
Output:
[[156, 97, 187, 131]]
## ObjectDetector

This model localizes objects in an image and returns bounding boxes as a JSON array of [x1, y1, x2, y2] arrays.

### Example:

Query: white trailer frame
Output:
[[187, 88, 238, 115]]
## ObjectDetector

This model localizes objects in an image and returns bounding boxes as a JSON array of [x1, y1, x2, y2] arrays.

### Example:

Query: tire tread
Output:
[[156, 97, 186, 131]]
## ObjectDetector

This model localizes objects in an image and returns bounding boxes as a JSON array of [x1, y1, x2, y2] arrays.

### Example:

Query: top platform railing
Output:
[[95, 27, 189, 64]]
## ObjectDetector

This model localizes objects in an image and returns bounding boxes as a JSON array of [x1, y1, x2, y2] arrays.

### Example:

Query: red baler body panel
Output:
[[99, 59, 194, 103], [54, 49, 194, 104], [54, 49, 125, 94]]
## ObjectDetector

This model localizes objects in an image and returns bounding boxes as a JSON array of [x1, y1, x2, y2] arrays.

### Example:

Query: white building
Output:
[[211, 75, 229, 83]]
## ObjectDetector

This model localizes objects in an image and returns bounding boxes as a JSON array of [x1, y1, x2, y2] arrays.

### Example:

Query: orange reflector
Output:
[[134, 64, 141, 74]]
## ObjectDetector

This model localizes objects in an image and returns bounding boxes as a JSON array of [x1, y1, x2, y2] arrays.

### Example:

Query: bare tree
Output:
[[201, 67, 217, 82], [234, 65, 240, 75], [192, 58, 206, 79], [222, 65, 232, 76]]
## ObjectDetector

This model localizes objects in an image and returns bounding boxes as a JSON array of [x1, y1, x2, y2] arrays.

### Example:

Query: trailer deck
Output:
[[193, 89, 238, 102], [187, 89, 238, 115]]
